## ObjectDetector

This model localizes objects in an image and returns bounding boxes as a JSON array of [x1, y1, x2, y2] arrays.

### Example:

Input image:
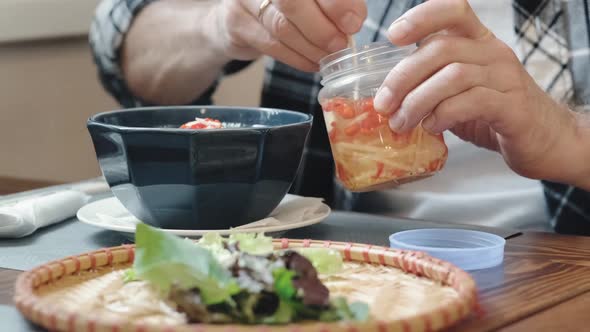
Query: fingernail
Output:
[[374, 87, 394, 112], [387, 18, 412, 41], [327, 36, 348, 53], [340, 12, 362, 34], [389, 113, 405, 132]]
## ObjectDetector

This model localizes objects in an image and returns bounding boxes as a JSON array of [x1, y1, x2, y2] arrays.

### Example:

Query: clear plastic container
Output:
[[389, 229, 506, 271], [318, 42, 448, 192]]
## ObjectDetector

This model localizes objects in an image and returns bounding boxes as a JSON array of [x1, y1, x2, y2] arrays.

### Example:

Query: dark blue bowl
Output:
[[87, 106, 312, 230]]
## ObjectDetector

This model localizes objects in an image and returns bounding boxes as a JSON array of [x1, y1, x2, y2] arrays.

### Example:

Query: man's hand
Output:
[[373, 0, 587, 186], [213, 0, 367, 71]]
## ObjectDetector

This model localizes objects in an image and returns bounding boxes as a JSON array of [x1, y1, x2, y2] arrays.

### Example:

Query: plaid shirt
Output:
[[89, 0, 590, 235]]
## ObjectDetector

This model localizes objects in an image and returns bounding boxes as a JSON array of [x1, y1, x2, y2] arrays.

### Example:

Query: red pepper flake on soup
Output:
[[180, 117, 222, 129]]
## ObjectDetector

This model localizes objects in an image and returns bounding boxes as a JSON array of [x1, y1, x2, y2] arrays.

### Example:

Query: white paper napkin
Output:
[[0, 178, 111, 238], [0, 190, 92, 238]]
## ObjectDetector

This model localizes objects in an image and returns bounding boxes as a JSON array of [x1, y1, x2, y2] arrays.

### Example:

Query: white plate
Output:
[[77, 194, 330, 238]]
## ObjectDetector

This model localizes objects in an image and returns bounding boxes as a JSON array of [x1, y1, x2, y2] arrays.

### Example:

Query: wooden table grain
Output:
[[1, 232, 589, 331]]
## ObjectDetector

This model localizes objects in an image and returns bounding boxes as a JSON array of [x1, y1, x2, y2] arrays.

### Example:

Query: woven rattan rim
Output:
[[14, 239, 479, 332]]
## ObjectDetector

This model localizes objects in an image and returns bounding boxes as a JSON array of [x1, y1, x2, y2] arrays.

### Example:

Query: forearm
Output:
[[543, 105, 590, 191], [121, 0, 233, 105], [568, 111, 590, 191]]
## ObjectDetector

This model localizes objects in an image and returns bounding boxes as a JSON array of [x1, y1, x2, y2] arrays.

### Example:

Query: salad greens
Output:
[[197, 233, 344, 275], [133, 224, 239, 304], [128, 224, 369, 324]]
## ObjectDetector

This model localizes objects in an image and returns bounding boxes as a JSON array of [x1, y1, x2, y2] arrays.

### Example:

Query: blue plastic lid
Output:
[[389, 228, 506, 271]]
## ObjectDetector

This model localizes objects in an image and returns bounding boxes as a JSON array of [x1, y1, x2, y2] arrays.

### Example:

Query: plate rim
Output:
[[76, 195, 331, 236]]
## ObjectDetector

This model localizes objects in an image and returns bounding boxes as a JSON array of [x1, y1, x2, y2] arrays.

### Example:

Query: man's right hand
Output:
[[212, 0, 367, 72]]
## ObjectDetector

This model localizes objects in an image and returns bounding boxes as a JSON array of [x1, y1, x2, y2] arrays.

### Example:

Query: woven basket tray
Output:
[[14, 239, 479, 332]]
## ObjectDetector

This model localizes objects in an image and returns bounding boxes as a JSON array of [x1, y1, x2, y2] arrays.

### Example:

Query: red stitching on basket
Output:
[[192, 325, 206, 332], [303, 239, 311, 247], [88, 253, 97, 269], [58, 261, 67, 277], [424, 314, 433, 332], [402, 319, 411, 332], [378, 251, 386, 265], [42, 265, 53, 281], [475, 300, 486, 318], [110, 323, 122, 332], [393, 252, 403, 269], [67, 313, 77, 332], [442, 307, 451, 325], [344, 243, 352, 261], [88, 319, 96, 332], [104, 248, 114, 265], [71, 256, 81, 273], [377, 320, 388, 332], [281, 238, 289, 249], [49, 312, 57, 331], [409, 253, 418, 275], [362, 245, 372, 262], [123, 245, 134, 263]]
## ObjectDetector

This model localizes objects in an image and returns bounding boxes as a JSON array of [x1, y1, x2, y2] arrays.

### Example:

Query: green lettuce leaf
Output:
[[133, 223, 239, 304], [261, 300, 295, 324], [272, 268, 296, 300], [228, 233, 274, 255], [295, 248, 343, 275], [197, 232, 274, 260]]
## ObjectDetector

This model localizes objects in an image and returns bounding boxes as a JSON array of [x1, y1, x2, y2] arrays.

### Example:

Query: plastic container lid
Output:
[[389, 228, 506, 271]]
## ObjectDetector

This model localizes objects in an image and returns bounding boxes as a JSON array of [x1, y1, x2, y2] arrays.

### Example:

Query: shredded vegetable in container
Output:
[[318, 42, 448, 191]]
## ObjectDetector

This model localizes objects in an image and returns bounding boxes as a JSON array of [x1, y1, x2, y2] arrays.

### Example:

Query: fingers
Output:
[[258, 3, 328, 63], [226, 2, 318, 71], [387, 63, 490, 132], [373, 35, 501, 114], [258, 0, 348, 53], [316, 0, 367, 35], [387, 0, 491, 45], [450, 121, 501, 152], [420, 86, 507, 134]]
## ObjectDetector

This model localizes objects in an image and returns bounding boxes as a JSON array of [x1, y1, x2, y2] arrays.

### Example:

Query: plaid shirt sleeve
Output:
[[89, 0, 159, 107], [89, 0, 252, 107], [513, 0, 590, 235]]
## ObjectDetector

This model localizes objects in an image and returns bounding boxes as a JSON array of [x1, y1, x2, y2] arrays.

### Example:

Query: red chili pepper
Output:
[[391, 169, 407, 178], [359, 128, 372, 135], [180, 122, 207, 129], [360, 112, 381, 131], [344, 123, 360, 136], [336, 162, 350, 182], [372, 162, 384, 179], [391, 130, 411, 145], [180, 118, 222, 129], [335, 104, 355, 119], [328, 128, 339, 143], [427, 159, 441, 172], [325, 98, 355, 119], [360, 98, 375, 113]]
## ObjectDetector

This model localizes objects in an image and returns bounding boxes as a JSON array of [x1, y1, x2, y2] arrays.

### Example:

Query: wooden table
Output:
[[1, 231, 589, 331]]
